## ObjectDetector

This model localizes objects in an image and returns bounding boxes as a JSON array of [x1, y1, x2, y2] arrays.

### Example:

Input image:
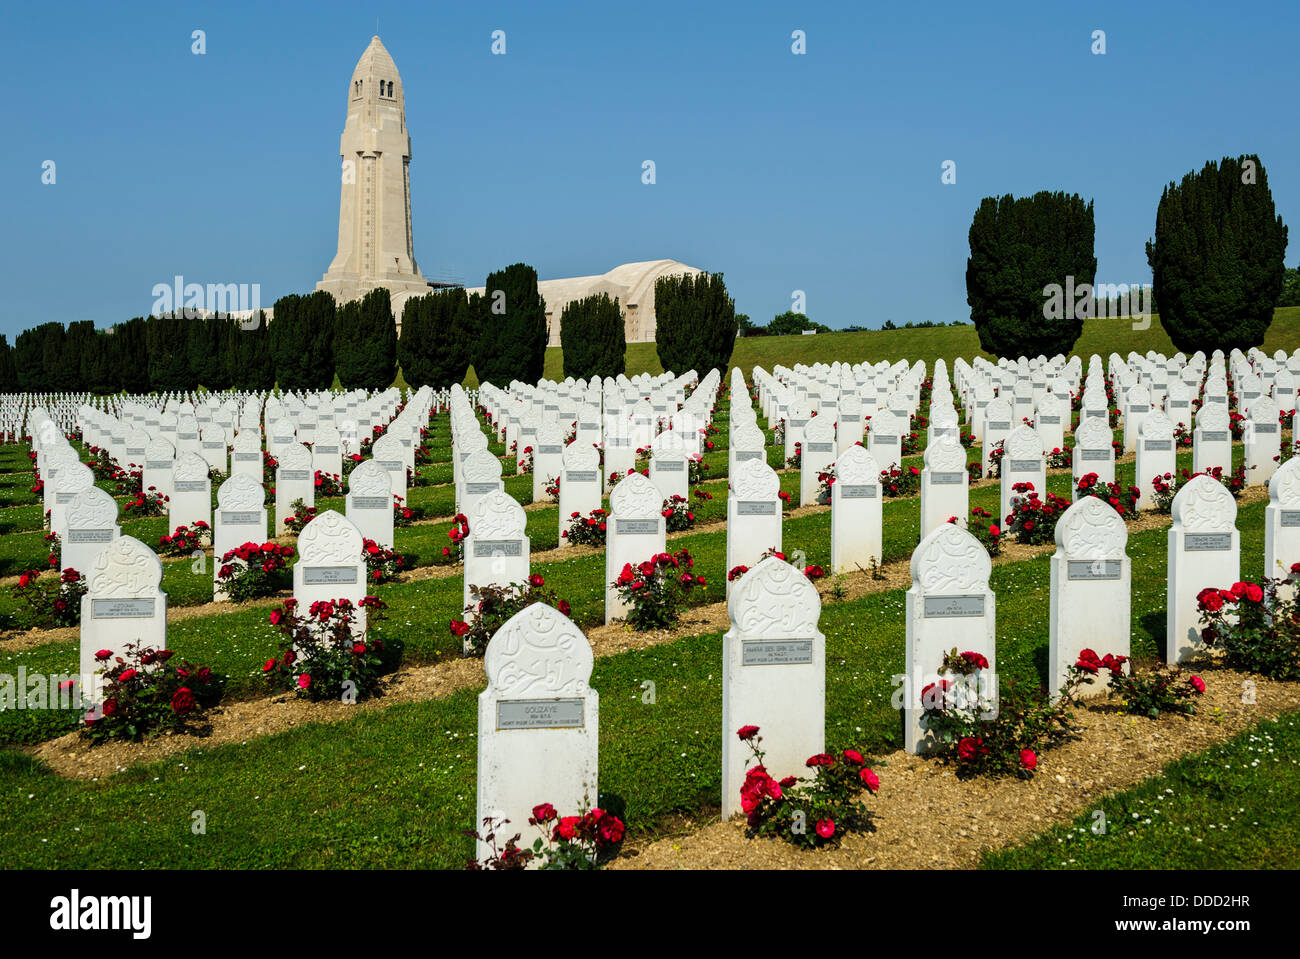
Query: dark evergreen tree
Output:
[[269, 293, 304, 388], [299, 290, 337, 390], [472, 264, 548, 385], [228, 311, 276, 391], [82, 328, 120, 395], [654, 271, 737, 376], [966, 191, 1096, 358], [115, 317, 151, 394], [399, 287, 472, 388], [335, 289, 396, 389], [0, 335, 18, 392], [186, 314, 234, 391], [146, 313, 195, 391], [560, 293, 626, 380], [61, 321, 97, 392], [1146, 155, 1289, 353]]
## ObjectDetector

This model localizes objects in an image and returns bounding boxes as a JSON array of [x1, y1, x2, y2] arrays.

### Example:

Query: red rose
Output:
[[1244, 583, 1264, 603], [815, 819, 835, 839], [269, 610, 282, 626], [1229, 581, 1250, 600], [297, 674, 311, 689], [1196, 587, 1224, 612], [352, 643, 367, 655], [171, 687, 196, 713], [1020, 749, 1037, 771], [531, 803, 557, 824], [1190, 676, 1206, 693], [117, 668, 137, 683], [554, 816, 581, 841], [805, 753, 835, 768], [102, 698, 118, 717], [957, 737, 978, 761], [95, 649, 112, 661], [529, 573, 544, 587], [263, 658, 277, 673], [737, 725, 760, 741], [599, 816, 625, 844], [449, 620, 471, 637], [859, 767, 880, 792]]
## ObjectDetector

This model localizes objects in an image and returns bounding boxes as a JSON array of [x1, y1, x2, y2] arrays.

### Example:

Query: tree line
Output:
[[966, 153, 1291, 358], [0, 261, 739, 395]]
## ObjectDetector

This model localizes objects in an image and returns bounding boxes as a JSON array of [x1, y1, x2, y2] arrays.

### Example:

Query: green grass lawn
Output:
[[982, 712, 1300, 869]]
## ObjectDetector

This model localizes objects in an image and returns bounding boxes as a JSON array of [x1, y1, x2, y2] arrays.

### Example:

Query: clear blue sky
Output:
[[3, 0, 1296, 337]]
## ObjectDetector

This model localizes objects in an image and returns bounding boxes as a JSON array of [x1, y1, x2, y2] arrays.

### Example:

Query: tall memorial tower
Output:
[[317, 36, 431, 305]]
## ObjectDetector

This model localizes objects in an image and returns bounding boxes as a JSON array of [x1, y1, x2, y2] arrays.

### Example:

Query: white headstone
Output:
[[79, 536, 168, 703], [213, 472, 269, 600], [1166, 476, 1239, 664], [604, 472, 666, 624], [830, 445, 882, 574], [346, 460, 395, 550], [725, 457, 783, 597], [293, 510, 369, 635]]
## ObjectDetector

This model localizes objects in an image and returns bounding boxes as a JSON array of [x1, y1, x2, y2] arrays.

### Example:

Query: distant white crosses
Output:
[[1166, 476, 1239, 664], [1049, 497, 1130, 699], [720, 557, 825, 821]]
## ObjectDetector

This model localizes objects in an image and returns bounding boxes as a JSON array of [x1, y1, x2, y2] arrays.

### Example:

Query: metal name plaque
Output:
[[838, 484, 877, 499], [178, 432, 197, 440], [303, 567, 359, 585], [929, 472, 964, 485], [1281, 511, 1300, 528], [806, 442, 833, 453], [496, 698, 585, 731], [55, 492, 76, 504], [608, 436, 631, 447], [1185, 533, 1232, 551], [234, 452, 261, 461], [272, 437, 293, 446], [742, 639, 815, 666], [1206, 395, 1227, 404], [616, 518, 659, 535], [174, 480, 207, 492], [351, 496, 389, 509], [466, 482, 500, 494], [474, 539, 523, 558], [315, 445, 339, 454], [580, 423, 598, 431], [69, 529, 113, 544], [1039, 415, 1061, 424], [203, 441, 224, 450], [127, 448, 146, 457], [1009, 459, 1040, 472], [378, 461, 404, 471], [1169, 400, 1190, 408], [873, 435, 898, 444], [1087, 409, 1108, 418], [145, 461, 170, 469], [1067, 560, 1122, 580], [656, 460, 685, 472], [1080, 449, 1111, 461], [221, 511, 262, 525], [987, 422, 1010, 431], [1201, 431, 1229, 442], [537, 445, 562, 455], [923, 594, 986, 618], [279, 470, 310, 482], [735, 449, 764, 461], [566, 471, 598, 483], [737, 500, 777, 516], [1256, 423, 1278, 434], [92, 598, 156, 619]]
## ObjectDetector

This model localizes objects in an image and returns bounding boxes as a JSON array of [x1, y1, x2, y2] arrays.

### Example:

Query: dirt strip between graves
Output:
[[610, 668, 1300, 871], [22, 484, 1270, 782]]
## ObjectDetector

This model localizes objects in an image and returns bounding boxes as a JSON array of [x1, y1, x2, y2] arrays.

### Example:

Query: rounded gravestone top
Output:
[[277, 442, 312, 471], [803, 415, 835, 444], [1074, 416, 1112, 449], [910, 523, 991, 592], [562, 441, 599, 470], [67, 486, 119, 529], [1268, 457, 1300, 507], [728, 557, 823, 638], [485, 603, 592, 697], [609, 471, 662, 518], [1139, 409, 1175, 439], [1171, 475, 1237, 532], [924, 434, 967, 472], [833, 444, 880, 485], [298, 510, 364, 563], [86, 535, 162, 597], [217, 472, 264, 511], [731, 456, 781, 501], [1196, 403, 1229, 431], [174, 451, 209, 482], [348, 459, 393, 497], [1055, 496, 1127, 559], [471, 489, 527, 539]]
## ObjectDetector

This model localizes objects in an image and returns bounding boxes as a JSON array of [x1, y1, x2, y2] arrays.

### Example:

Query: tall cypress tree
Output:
[[269, 294, 303, 388], [115, 317, 151, 394], [228, 311, 276, 391], [82, 328, 120, 395], [335, 289, 396, 389], [146, 313, 194, 392], [399, 288, 472, 389], [0, 335, 17, 393], [472, 264, 548, 385], [561, 293, 626, 379], [966, 191, 1096, 358], [654, 272, 737, 376], [300, 290, 337, 389], [1146, 155, 1289, 353]]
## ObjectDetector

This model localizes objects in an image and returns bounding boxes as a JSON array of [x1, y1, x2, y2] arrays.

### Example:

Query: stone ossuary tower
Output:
[[317, 36, 431, 305]]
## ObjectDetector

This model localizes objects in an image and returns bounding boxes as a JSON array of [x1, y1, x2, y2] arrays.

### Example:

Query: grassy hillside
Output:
[[508, 307, 1300, 385]]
